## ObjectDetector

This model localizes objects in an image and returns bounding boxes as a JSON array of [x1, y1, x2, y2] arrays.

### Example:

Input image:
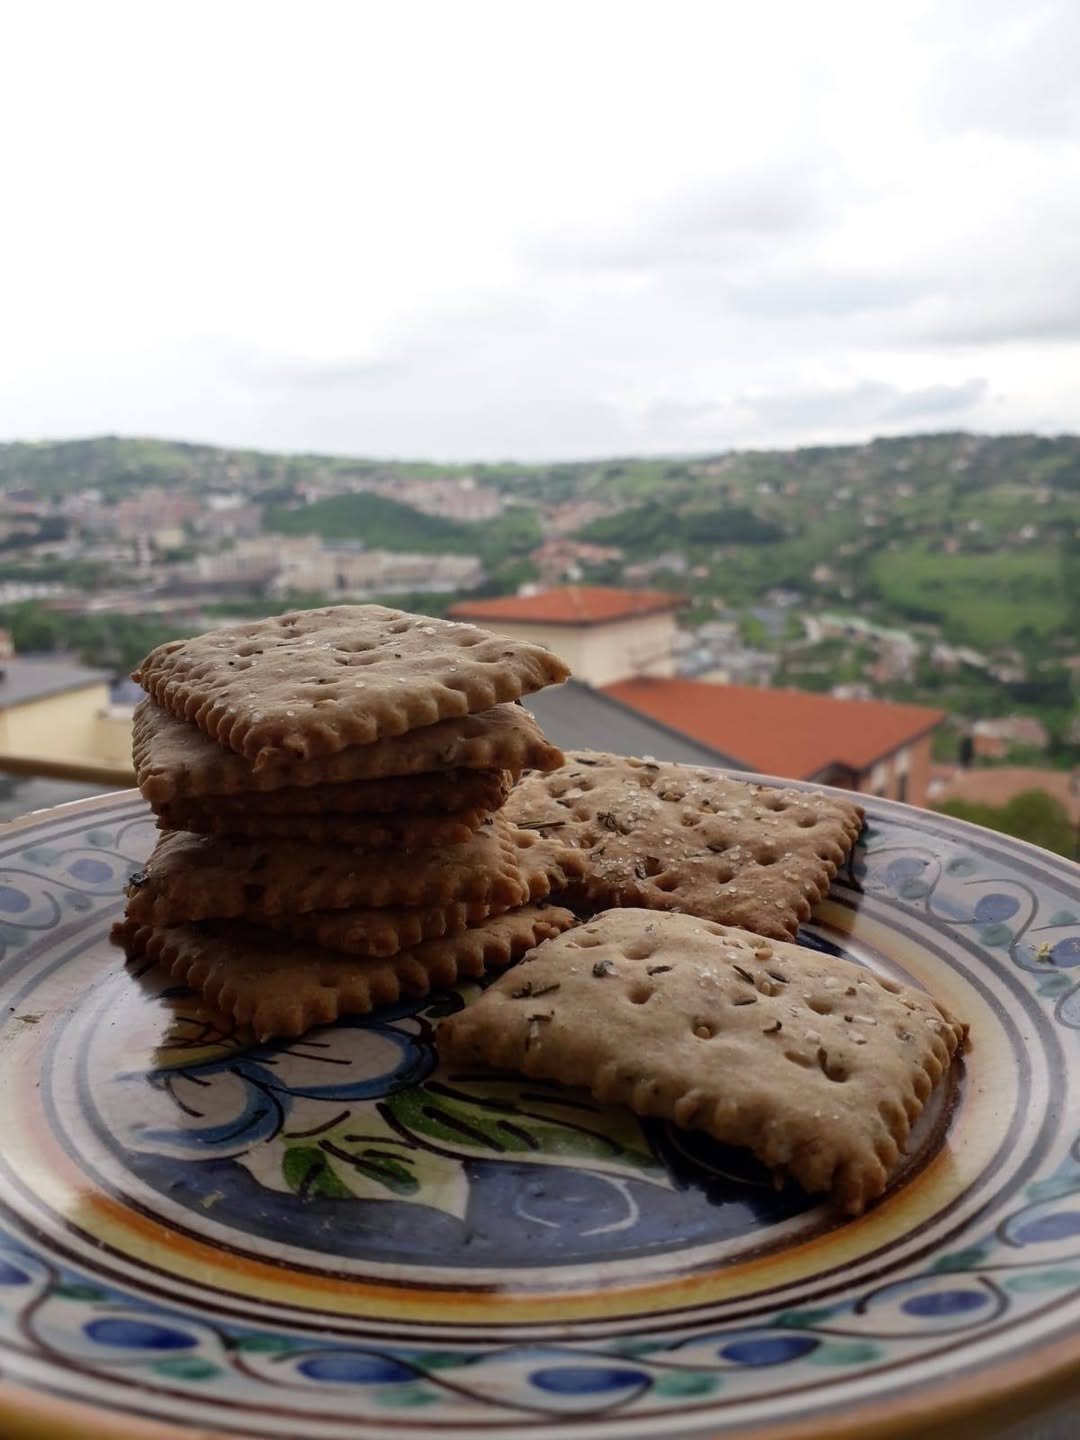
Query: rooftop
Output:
[[0, 657, 112, 711], [524, 680, 739, 769], [604, 677, 944, 779], [931, 765, 1080, 827], [450, 586, 684, 627]]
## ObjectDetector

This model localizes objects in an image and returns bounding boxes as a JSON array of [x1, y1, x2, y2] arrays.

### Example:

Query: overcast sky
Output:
[[2, 0, 1079, 460]]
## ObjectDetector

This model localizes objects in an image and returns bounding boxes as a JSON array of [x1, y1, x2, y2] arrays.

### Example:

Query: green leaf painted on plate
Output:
[[374, 1382, 441, 1407], [930, 1246, 990, 1272], [945, 856, 978, 877], [653, 1371, 721, 1397], [808, 1341, 883, 1366], [384, 1079, 668, 1184], [979, 923, 1013, 948], [1026, 1174, 1080, 1203], [230, 1334, 297, 1353], [51, 1282, 108, 1301], [152, 1357, 222, 1381], [1049, 910, 1078, 926], [1037, 973, 1072, 997], [1003, 1269, 1080, 1293], [21, 846, 58, 866], [86, 829, 115, 847], [282, 1145, 354, 1200], [773, 1306, 837, 1328]]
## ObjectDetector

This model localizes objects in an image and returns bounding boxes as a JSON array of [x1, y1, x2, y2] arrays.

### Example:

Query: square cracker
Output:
[[437, 908, 967, 1214], [274, 831, 587, 955], [505, 752, 864, 941], [133, 699, 563, 805], [132, 605, 570, 769], [123, 816, 586, 927], [157, 805, 490, 850], [112, 903, 577, 1042], [165, 768, 514, 817]]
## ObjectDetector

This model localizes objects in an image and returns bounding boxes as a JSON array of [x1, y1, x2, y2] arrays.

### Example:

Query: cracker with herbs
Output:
[[505, 751, 863, 940], [114, 903, 576, 1042], [437, 908, 967, 1214], [123, 815, 548, 927], [133, 606, 569, 770], [133, 699, 562, 804], [157, 804, 491, 849]]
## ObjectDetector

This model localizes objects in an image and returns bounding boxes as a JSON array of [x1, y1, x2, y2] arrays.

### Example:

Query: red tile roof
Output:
[[931, 766, 1080, 826], [605, 678, 944, 779], [449, 586, 684, 626]]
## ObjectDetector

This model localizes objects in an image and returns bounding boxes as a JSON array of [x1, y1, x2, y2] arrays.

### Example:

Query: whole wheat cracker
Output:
[[437, 908, 967, 1214], [275, 831, 588, 954], [123, 816, 585, 928], [157, 805, 487, 849], [112, 903, 577, 1042], [166, 768, 513, 817], [505, 752, 864, 941], [133, 605, 570, 769], [268, 897, 506, 959], [133, 699, 563, 804]]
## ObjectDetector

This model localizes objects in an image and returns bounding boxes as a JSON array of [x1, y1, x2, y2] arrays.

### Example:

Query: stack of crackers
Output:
[[112, 605, 586, 1039], [112, 603, 968, 1216]]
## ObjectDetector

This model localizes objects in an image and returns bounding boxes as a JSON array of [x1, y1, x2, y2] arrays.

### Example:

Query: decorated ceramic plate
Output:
[[0, 785, 1077, 1440]]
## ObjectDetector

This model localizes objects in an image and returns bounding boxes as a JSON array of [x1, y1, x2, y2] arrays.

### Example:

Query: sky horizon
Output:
[[3, 1, 1079, 462]]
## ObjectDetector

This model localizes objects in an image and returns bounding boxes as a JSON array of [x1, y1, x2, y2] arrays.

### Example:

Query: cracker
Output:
[[276, 831, 587, 954], [437, 908, 967, 1214], [157, 805, 488, 849], [123, 817, 587, 927], [132, 605, 570, 769], [166, 768, 514, 817], [133, 699, 563, 804], [270, 898, 506, 959], [123, 815, 538, 926], [112, 903, 577, 1042], [505, 752, 864, 941]]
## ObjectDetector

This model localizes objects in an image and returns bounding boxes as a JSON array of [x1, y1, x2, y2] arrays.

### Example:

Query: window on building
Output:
[[897, 773, 908, 805]]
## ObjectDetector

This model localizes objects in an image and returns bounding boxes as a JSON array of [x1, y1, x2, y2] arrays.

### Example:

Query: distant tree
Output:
[[936, 790, 1076, 860]]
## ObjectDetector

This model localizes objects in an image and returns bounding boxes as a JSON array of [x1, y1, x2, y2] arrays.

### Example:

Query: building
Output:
[[604, 679, 943, 806], [454, 585, 944, 805], [449, 586, 685, 687], [0, 658, 134, 777], [928, 765, 1079, 839]]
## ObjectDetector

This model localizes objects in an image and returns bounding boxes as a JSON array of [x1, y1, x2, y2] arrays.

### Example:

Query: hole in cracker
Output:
[[692, 1019, 715, 1039], [628, 984, 654, 1005], [807, 996, 833, 1015], [455, 631, 485, 646], [763, 795, 790, 811], [570, 931, 602, 948], [388, 619, 412, 634], [755, 848, 779, 866], [622, 938, 655, 960], [705, 922, 729, 937], [783, 1049, 816, 1069], [714, 864, 736, 884], [876, 975, 902, 994], [817, 1047, 848, 1082], [797, 815, 819, 828], [654, 872, 680, 893]]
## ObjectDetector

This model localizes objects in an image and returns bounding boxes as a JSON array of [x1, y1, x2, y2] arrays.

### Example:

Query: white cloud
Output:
[[0, 0, 1078, 458]]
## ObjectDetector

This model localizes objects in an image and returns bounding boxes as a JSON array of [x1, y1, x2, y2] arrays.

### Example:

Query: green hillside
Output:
[[265, 491, 541, 564], [266, 493, 471, 552], [870, 546, 1067, 648], [583, 500, 782, 553]]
